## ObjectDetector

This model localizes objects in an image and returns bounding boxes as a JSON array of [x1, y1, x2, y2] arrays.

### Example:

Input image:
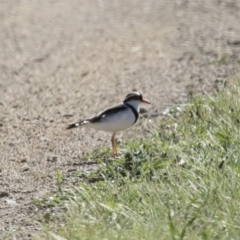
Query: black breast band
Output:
[[125, 103, 139, 124]]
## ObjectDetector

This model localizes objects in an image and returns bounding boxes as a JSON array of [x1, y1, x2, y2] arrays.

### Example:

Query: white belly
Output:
[[87, 108, 136, 132]]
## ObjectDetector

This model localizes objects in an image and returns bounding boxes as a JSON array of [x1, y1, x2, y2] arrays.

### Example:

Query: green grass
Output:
[[37, 80, 240, 240]]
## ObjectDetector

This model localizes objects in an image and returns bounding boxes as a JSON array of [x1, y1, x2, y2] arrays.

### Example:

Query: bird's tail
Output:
[[66, 120, 88, 129]]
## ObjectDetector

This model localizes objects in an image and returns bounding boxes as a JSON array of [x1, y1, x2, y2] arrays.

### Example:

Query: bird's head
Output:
[[123, 92, 150, 111]]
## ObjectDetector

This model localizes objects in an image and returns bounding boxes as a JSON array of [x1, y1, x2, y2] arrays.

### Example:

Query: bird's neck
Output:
[[124, 100, 140, 112]]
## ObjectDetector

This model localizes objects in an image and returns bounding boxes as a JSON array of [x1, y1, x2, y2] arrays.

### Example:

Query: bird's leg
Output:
[[111, 133, 118, 158]]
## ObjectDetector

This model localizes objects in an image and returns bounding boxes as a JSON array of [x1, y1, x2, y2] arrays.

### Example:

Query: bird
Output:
[[67, 92, 150, 158]]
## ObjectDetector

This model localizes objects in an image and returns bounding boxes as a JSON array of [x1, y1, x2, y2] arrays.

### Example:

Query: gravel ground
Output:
[[0, 0, 240, 239]]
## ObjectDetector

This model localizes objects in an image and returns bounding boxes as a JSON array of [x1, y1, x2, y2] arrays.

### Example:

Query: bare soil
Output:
[[0, 0, 240, 239]]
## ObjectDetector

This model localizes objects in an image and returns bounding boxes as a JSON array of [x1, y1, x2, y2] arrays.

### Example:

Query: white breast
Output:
[[87, 108, 136, 132]]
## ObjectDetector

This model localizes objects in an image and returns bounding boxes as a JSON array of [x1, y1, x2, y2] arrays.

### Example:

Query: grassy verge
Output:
[[37, 80, 240, 240]]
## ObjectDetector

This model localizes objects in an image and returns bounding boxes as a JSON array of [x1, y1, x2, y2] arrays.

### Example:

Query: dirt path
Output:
[[1, 1, 240, 239]]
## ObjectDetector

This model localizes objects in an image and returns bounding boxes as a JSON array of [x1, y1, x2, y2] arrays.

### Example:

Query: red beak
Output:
[[142, 98, 150, 104]]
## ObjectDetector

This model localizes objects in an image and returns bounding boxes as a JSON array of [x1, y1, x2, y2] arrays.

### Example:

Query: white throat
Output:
[[124, 100, 141, 112]]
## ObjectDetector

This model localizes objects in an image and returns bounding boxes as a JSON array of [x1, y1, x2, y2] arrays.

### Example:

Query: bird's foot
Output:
[[112, 153, 120, 159]]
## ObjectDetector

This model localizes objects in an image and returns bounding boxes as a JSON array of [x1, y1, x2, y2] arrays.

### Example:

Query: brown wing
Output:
[[88, 104, 127, 123]]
